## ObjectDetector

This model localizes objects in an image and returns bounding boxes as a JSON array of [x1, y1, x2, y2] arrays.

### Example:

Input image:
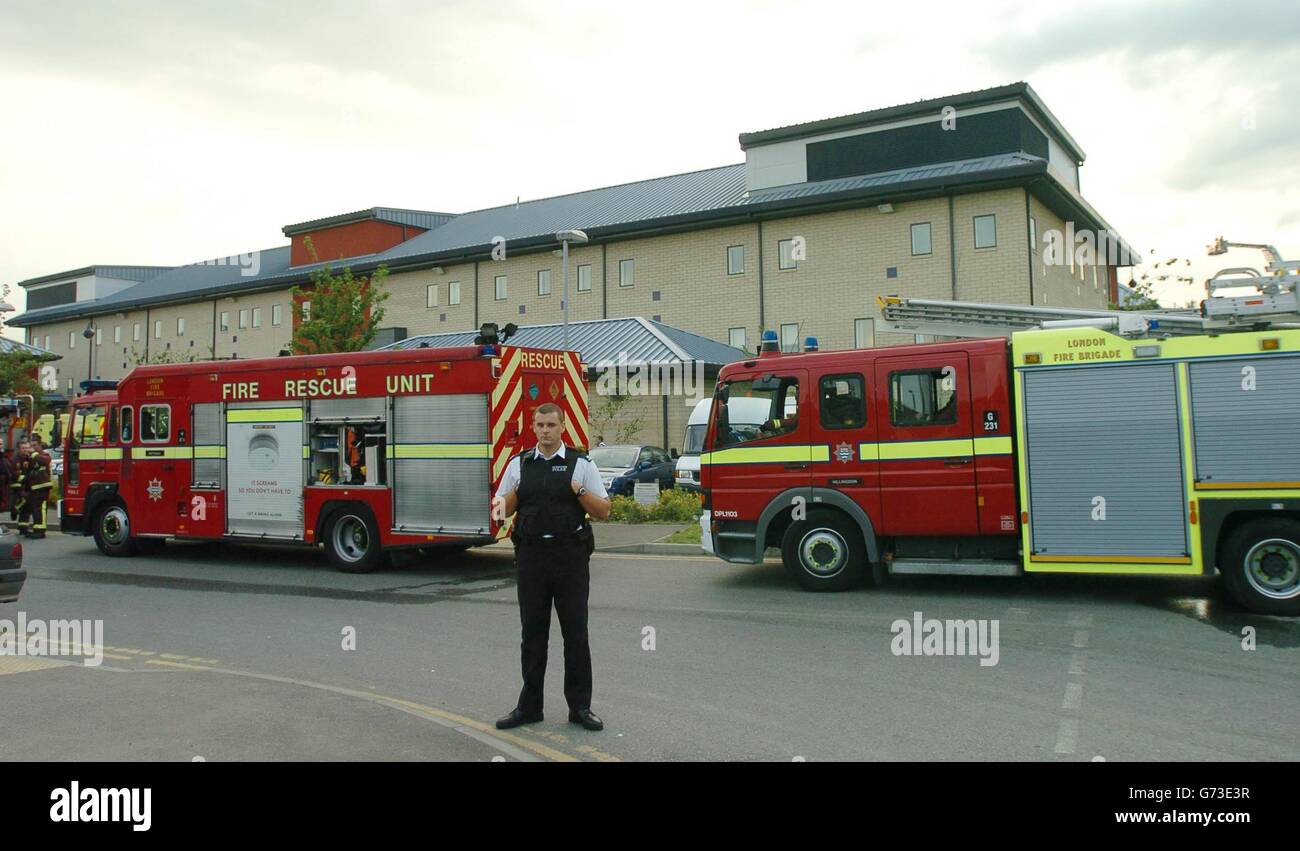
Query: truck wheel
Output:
[[92, 503, 137, 557], [781, 511, 866, 592], [324, 508, 388, 574], [1220, 517, 1300, 616]]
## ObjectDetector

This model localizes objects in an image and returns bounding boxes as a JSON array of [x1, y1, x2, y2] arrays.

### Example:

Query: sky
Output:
[[1, 0, 1296, 337]]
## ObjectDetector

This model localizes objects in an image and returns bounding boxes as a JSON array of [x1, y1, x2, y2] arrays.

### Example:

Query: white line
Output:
[[1072, 630, 1090, 649], [1068, 652, 1087, 675], [1055, 719, 1079, 755], [1062, 682, 1083, 711]]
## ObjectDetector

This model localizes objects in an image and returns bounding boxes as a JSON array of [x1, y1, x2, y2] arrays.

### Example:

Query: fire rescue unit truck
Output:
[[59, 338, 589, 572], [700, 238, 1300, 615]]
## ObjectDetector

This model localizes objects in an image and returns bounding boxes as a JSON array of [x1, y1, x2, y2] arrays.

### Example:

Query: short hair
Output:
[[534, 403, 565, 420]]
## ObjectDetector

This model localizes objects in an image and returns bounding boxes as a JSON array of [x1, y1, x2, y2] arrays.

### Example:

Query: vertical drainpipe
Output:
[[601, 243, 608, 319], [756, 220, 765, 341], [211, 300, 218, 359], [144, 308, 151, 361], [1024, 188, 1035, 306], [473, 260, 479, 329], [948, 195, 957, 301], [662, 394, 669, 450]]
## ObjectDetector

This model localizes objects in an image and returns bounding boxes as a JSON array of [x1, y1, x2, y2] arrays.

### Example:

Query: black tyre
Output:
[[780, 510, 867, 592], [92, 502, 137, 557], [324, 508, 389, 574], [1220, 517, 1300, 616]]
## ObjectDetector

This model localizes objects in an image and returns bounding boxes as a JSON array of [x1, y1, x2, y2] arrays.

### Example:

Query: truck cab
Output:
[[702, 331, 1017, 590]]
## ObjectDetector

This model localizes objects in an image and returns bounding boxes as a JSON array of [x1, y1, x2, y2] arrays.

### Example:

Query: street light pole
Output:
[[555, 229, 589, 350]]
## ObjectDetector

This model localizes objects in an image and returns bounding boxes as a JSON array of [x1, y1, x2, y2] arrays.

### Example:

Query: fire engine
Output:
[[59, 329, 589, 572], [700, 238, 1300, 615]]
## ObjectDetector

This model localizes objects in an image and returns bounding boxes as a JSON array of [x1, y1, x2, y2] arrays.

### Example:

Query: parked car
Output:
[[590, 444, 677, 498], [0, 528, 25, 604]]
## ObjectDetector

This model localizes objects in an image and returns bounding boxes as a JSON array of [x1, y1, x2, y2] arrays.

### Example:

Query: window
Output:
[[820, 374, 866, 429], [68, 331, 76, 349], [778, 239, 799, 270], [576, 265, 591, 292], [44, 335, 51, 350], [727, 245, 745, 275], [974, 214, 997, 249], [252, 307, 262, 328], [619, 259, 634, 288], [120, 406, 133, 443], [449, 281, 461, 304], [301, 300, 312, 321], [1029, 216, 1037, 253], [133, 323, 141, 342], [219, 312, 229, 331], [911, 223, 932, 256], [66, 378, 73, 394], [153, 320, 161, 339], [114, 326, 121, 344], [140, 405, 171, 442], [889, 369, 958, 427], [728, 327, 747, 351], [107, 407, 118, 443], [854, 318, 875, 349], [537, 269, 551, 296], [239, 308, 249, 329], [272, 304, 282, 326], [715, 376, 800, 447], [780, 323, 799, 353], [177, 317, 185, 335], [427, 284, 439, 308], [95, 327, 102, 346], [71, 404, 107, 447], [494, 275, 507, 300]]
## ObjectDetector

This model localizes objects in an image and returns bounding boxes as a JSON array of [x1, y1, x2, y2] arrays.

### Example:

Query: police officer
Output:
[[492, 403, 610, 732], [21, 449, 52, 538]]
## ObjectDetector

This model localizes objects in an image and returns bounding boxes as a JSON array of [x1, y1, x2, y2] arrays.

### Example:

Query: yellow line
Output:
[[1195, 481, 1300, 490], [145, 659, 212, 670]]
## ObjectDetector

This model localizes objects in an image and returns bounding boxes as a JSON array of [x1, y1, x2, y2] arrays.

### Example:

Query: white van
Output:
[[673, 398, 712, 493]]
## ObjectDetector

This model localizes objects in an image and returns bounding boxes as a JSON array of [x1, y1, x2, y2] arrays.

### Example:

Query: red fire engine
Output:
[[700, 244, 1300, 615], [60, 338, 589, 572]]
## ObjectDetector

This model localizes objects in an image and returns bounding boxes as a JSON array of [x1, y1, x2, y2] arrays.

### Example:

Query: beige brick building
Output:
[[11, 83, 1134, 450]]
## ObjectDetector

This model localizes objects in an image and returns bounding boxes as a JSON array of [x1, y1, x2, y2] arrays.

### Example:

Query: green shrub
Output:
[[650, 489, 702, 523], [607, 495, 649, 523]]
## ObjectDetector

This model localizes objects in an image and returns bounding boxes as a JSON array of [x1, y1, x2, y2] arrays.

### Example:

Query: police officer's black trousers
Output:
[[515, 540, 592, 715]]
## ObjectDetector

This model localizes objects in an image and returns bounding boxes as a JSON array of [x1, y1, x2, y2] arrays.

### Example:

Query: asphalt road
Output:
[[3, 531, 1297, 762]]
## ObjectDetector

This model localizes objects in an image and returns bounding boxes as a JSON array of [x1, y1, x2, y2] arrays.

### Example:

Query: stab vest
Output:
[[513, 447, 589, 542]]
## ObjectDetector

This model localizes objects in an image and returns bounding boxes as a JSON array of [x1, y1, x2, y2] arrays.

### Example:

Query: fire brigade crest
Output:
[[549, 380, 560, 400], [528, 382, 540, 400], [147, 478, 164, 502], [836, 442, 854, 463]]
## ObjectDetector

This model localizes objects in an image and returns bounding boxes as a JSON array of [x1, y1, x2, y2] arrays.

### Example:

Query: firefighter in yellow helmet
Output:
[[20, 446, 52, 538]]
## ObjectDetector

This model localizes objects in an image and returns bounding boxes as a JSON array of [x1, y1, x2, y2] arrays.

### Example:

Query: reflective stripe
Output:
[[1195, 481, 1300, 490], [973, 436, 1013, 456], [701, 445, 827, 465], [132, 446, 194, 459], [30, 482, 53, 490], [390, 443, 491, 460], [193, 446, 226, 459], [226, 407, 302, 423], [858, 443, 880, 461], [302, 445, 310, 459], [78, 447, 124, 460], [877, 439, 974, 461]]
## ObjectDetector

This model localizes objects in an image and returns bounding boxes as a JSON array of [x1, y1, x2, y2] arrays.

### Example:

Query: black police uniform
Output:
[[510, 446, 596, 718]]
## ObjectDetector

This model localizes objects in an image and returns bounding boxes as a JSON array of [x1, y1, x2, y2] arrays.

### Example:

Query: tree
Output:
[[290, 236, 390, 354], [1112, 249, 1196, 311], [0, 349, 46, 407], [590, 393, 645, 444]]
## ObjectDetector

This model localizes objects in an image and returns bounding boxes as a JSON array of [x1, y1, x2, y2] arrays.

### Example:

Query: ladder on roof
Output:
[[877, 238, 1300, 340]]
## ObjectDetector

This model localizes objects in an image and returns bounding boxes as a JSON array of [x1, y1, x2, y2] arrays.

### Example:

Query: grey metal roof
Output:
[[282, 207, 457, 236], [18, 264, 173, 289], [384, 316, 747, 370], [378, 165, 748, 265], [746, 152, 1045, 202], [0, 336, 58, 359], [738, 82, 1086, 163]]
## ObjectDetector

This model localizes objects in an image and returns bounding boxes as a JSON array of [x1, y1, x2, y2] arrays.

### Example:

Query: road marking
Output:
[[0, 656, 71, 675], [1072, 630, 1090, 649], [1062, 682, 1083, 711], [146, 659, 212, 671], [1068, 652, 1087, 675], [1054, 719, 1079, 755]]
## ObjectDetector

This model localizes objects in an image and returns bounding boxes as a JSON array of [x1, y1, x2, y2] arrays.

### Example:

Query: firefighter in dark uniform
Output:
[[21, 449, 52, 538], [492, 402, 611, 732], [0, 448, 13, 514], [10, 441, 30, 528]]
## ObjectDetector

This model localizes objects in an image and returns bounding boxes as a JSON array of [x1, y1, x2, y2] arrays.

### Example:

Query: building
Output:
[[9, 82, 1134, 447]]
